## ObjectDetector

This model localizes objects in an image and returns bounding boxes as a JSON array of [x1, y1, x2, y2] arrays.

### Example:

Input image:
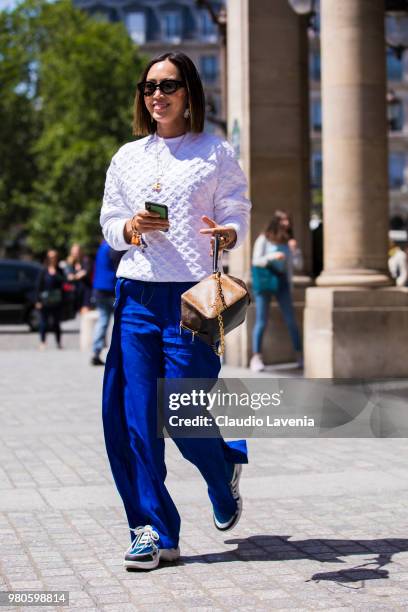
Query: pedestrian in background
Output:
[[250, 210, 303, 372], [35, 249, 64, 350], [100, 51, 251, 571], [63, 243, 93, 314], [388, 241, 408, 287], [90, 239, 123, 366]]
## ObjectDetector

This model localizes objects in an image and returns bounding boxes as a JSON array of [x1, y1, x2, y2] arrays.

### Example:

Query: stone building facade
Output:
[[73, 0, 226, 133], [310, 1, 408, 235], [226, 0, 408, 378]]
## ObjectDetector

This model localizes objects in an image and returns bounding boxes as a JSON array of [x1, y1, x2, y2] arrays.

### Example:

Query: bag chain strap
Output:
[[213, 271, 227, 356]]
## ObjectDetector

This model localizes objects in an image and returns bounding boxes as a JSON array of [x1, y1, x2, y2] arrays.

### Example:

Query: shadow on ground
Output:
[[181, 535, 406, 586]]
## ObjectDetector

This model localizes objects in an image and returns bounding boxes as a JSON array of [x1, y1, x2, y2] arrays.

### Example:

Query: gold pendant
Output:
[[153, 182, 161, 192]]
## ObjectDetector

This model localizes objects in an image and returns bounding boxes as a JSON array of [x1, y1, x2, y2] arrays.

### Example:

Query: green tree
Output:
[[0, 0, 146, 255], [0, 4, 40, 247]]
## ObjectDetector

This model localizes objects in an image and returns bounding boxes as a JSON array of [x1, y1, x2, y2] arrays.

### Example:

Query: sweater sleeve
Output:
[[213, 141, 251, 249], [252, 235, 270, 267], [35, 269, 45, 302], [252, 235, 286, 267], [100, 155, 133, 252]]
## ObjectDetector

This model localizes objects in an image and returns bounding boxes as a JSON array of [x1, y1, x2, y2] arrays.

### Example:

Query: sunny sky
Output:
[[0, 0, 19, 9], [0, 0, 57, 10]]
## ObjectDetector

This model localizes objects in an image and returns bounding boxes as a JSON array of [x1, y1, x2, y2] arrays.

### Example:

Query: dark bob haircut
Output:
[[133, 52, 205, 136]]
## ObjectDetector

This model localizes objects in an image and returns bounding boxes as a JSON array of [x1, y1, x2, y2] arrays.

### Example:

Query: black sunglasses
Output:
[[137, 79, 185, 96]]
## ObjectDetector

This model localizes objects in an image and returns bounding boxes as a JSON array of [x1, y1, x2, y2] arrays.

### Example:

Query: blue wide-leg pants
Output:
[[102, 278, 248, 550]]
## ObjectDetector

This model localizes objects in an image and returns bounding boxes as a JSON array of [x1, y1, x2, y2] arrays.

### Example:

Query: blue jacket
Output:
[[93, 241, 119, 292]]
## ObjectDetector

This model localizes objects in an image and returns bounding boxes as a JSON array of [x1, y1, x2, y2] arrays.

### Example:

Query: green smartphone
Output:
[[145, 201, 168, 232]]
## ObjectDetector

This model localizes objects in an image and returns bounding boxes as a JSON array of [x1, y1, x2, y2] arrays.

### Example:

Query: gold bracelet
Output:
[[219, 233, 236, 250], [131, 228, 142, 246], [130, 226, 147, 251], [226, 235, 237, 250]]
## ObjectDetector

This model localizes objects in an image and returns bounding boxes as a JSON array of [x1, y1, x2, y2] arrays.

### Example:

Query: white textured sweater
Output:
[[100, 132, 251, 282]]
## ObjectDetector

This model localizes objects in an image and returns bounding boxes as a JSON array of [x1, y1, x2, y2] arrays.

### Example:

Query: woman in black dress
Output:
[[36, 249, 64, 350]]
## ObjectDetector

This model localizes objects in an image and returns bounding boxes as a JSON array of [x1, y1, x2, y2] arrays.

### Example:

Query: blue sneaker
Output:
[[213, 464, 243, 531], [124, 525, 180, 570]]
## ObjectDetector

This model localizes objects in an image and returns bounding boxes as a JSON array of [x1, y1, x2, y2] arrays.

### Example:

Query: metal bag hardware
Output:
[[180, 235, 251, 356]]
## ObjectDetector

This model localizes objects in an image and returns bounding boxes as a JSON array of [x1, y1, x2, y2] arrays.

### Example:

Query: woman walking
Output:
[[100, 52, 251, 570], [36, 249, 64, 350], [250, 210, 303, 372], [64, 243, 93, 314]]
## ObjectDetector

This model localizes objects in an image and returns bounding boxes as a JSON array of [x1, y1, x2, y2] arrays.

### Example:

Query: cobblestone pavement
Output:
[[1, 333, 408, 610]]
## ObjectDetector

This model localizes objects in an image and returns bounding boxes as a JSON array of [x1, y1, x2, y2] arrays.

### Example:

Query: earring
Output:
[[184, 108, 190, 119]]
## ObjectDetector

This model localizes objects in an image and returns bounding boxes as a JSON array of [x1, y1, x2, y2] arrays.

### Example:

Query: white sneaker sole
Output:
[[214, 497, 243, 531], [214, 464, 243, 531], [124, 546, 180, 570]]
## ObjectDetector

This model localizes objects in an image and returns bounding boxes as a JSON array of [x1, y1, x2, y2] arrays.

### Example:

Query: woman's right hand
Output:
[[272, 252, 286, 261], [124, 211, 169, 242]]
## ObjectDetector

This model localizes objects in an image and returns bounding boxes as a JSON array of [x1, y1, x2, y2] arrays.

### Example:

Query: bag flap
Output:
[[181, 273, 248, 319]]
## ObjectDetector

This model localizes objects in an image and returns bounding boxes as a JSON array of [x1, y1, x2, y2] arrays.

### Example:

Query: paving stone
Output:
[[101, 605, 146, 612]]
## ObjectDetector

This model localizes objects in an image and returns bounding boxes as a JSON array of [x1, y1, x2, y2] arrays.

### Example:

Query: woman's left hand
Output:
[[199, 216, 237, 254], [288, 238, 298, 253]]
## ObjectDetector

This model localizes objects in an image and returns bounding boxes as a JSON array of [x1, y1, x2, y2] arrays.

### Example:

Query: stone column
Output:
[[226, 0, 311, 366], [317, 0, 390, 287], [304, 0, 408, 379]]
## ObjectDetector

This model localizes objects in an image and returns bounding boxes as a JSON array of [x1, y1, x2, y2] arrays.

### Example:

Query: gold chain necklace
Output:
[[153, 132, 187, 192]]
